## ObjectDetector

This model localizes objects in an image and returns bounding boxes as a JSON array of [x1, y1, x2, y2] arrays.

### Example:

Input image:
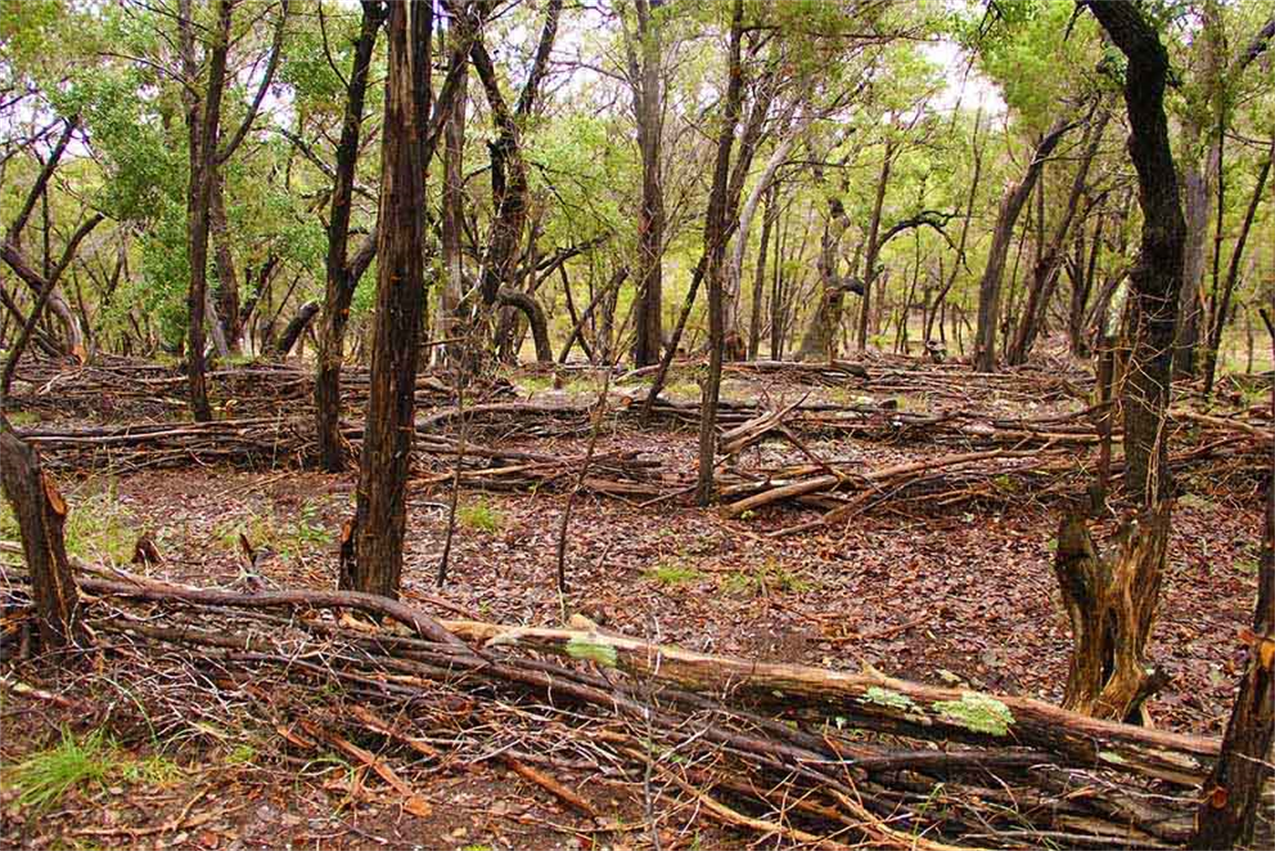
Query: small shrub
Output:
[[721, 561, 810, 597]]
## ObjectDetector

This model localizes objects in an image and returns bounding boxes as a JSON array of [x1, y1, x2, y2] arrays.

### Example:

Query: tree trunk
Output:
[[857, 138, 894, 350], [1202, 140, 1272, 396], [210, 169, 242, 354], [314, 1, 385, 472], [694, 0, 744, 506], [1087, 1, 1187, 507], [628, 0, 665, 368], [747, 184, 777, 360], [181, 0, 233, 423], [795, 203, 853, 361], [437, 11, 467, 370], [1190, 337, 1275, 847], [972, 116, 1074, 372], [347, 0, 431, 599], [0, 425, 87, 652]]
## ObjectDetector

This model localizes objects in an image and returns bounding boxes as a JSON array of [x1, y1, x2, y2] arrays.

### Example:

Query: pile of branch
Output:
[[719, 435, 1265, 532], [4, 567, 1267, 849], [15, 418, 669, 498], [6, 357, 511, 419], [617, 355, 1094, 402]]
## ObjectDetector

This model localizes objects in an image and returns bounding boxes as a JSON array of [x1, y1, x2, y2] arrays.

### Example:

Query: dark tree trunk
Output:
[[857, 139, 894, 351], [274, 301, 320, 357], [747, 183, 777, 360], [628, 0, 665, 367], [1191, 336, 1275, 847], [694, 0, 744, 506], [1086, 0, 1187, 506], [972, 116, 1074, 372], [181, 0, 233, 423], [314, 1, 385, 472], [346, 0, 431, 599], [471, 0, 562, 340], [0, 424, 87, 652]]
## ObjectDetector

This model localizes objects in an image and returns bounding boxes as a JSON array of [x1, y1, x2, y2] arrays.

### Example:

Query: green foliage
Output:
[[458, 499, 503, 534], [7, 728, 115, 809], [6, 480, 141, 566]]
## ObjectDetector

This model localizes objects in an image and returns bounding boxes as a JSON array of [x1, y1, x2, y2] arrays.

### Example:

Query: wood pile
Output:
[[7, 356, 511, 419], [3, 565, 1268, 849]]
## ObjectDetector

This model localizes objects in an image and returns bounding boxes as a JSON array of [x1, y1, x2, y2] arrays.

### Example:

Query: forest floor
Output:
[[1, 352, 1268, 850]]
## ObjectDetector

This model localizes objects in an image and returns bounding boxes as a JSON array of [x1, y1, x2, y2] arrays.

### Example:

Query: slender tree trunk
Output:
[[314, 1, 384, 472], [747, 183, 777, 360], [629, 0, 665, 367], [857, 139, 894, 350], [769, 199, 788, 359], [346, 0, 431, 599], [438, 13, 467, 369], [1008, 107, 1109, 364], [181, 0, 233, 422], [1202, 140, 1272, 396], [694, 0, 744, 505], [972, 116, 1074, 372]]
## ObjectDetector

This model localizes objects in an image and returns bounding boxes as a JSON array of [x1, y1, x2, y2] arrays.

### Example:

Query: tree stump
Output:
[[1053, 507, 1170, 722]]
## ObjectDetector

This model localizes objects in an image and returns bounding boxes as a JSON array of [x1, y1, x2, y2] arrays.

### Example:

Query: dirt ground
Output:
[[1, 362, 1268, 849]]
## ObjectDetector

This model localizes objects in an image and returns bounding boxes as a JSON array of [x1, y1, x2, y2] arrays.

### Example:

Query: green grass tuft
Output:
[[8, 728, 115, 809], [721, 561, 810, 597], [643, 561, 702, 586], [458, 499, 502, 533]]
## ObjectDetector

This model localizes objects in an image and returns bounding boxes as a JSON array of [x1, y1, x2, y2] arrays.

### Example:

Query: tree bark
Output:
[[747, 183, 777, 360], [437, 10, 468, 370], [628, 0, 665, 368], [857, 138, 894, 351], [347, 0, 431, 599], [1085, 0, 1187, 506], [314, 1, 385, 472], [694, 0, 745, 506], [0, 425, 87, 652], [1054, 510, 1169, 722], [972, 115, 1074, 372], [1190, 333, 1275, 847], [180, 0, 233, 422]]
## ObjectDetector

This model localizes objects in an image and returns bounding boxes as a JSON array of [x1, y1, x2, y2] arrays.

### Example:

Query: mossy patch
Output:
[[861, 687, 917, 713], [931, 692, 1014, 736]]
